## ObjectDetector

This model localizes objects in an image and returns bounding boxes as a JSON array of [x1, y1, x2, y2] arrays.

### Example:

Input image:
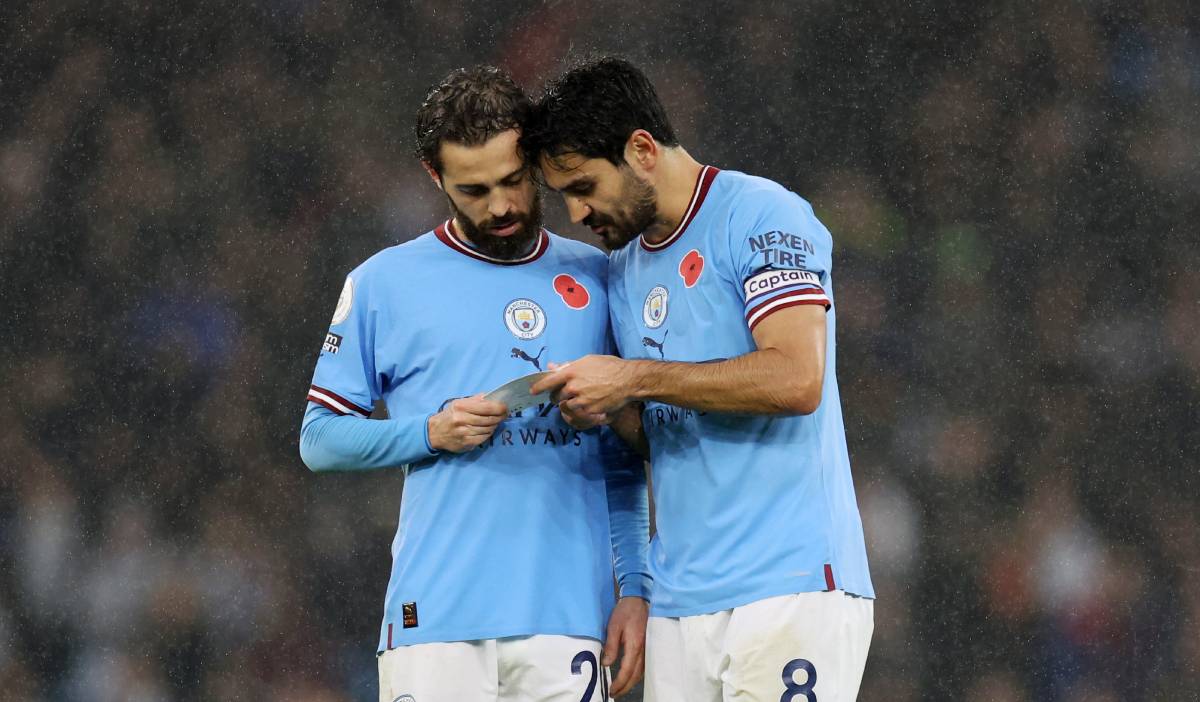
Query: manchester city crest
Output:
[[504, 299, 547, 340], [643, 285, 669, 329]]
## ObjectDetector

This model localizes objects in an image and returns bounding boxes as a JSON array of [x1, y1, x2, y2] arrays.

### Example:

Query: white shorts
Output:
[[378, 634, 610, 702], [645, 591, 873, 702]]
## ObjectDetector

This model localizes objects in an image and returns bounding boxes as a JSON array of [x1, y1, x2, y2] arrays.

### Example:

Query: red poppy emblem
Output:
[[680, 249, 704, 288], [553, 274, 590, 309]]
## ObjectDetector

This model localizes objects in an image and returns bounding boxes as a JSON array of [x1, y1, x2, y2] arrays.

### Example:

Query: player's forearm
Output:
[[299, 404, 437, 472], [609, 499, 652, 599], [602, 431, 652, 599], [627, 347, 821, 415]]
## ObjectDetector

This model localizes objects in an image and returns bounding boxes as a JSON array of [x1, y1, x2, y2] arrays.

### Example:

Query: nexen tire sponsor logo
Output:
[[743, 269, 820, 298]]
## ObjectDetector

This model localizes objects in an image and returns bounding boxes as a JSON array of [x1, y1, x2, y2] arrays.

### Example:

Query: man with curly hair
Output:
[[301, 65, 650, 701]]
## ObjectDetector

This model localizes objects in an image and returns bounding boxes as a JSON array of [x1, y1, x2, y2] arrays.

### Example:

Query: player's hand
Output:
[[603, 596, 648, 697], [544, 362, 610, 430], [530, 355, 640, 421], [609, 403, 649, 459], [426, 394, 508, 453], [558, 402, 609, 430]]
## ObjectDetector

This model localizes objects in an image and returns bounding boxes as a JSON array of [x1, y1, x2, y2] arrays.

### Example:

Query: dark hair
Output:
[[522, 57, 679, 166], [414, 65, 531, 174]]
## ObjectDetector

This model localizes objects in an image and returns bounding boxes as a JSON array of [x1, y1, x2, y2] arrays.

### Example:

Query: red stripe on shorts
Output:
[[388, 622, 393, 649], [824, 563, 836, 590]]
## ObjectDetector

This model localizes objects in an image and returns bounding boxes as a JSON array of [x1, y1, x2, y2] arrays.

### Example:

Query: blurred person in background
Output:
[[525, 57, 873, 702], [298, 65, 650, 701]]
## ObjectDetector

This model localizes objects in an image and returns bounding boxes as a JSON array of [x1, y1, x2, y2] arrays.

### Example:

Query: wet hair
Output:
[[522, 56, 679, 167], [414, 65, 531, 174]]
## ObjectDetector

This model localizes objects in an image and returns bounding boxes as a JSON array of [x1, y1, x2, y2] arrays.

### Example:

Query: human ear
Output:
[[624, 130, 658, 173]]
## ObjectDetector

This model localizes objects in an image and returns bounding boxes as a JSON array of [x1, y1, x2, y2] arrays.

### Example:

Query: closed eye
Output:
[[500, 170, 527, 187], [563, 181, 594, 196]]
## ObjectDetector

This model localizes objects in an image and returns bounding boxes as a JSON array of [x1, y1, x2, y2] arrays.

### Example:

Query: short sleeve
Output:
[[307, 272, 379, 417], [729, 186, 834, 332]]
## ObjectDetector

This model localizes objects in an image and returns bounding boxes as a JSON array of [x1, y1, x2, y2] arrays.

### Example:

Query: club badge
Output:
[[504, 299, 546, 340], [643, 285, 669, 329]]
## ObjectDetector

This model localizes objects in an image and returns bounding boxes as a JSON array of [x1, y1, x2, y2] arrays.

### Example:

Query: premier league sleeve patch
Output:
[[331, 276, 354, 325]]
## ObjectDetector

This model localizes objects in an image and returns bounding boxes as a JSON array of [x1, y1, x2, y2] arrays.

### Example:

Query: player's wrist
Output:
[[423, 412, 442, 453], [618, 573, 653, 600], [625, 360, 655, 402], [425, 412, 446, 452]]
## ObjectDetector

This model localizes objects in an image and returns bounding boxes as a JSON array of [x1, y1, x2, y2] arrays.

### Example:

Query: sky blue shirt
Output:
[[300, 221, 650, 650], [608, 167, 874, 617]]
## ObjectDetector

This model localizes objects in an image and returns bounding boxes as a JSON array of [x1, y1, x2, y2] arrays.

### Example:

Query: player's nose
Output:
[[565, 196, 590, 224], [488, 192, 514, 218]]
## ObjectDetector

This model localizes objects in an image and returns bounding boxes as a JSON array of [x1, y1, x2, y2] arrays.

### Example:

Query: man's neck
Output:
[[641, 148, 704, 246]]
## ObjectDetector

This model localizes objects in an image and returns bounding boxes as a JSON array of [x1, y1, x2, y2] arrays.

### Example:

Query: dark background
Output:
[[2, 1, 1197, 700]]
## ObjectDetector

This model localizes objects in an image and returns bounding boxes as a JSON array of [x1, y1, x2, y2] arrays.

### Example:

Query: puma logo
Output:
[[511, 346, 547, 370], [641, 330, 668, 359]]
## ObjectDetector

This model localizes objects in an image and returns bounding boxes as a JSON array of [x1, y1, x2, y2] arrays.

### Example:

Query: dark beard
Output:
[[448, 191, 543, 260], [585, 166, 657, 251]]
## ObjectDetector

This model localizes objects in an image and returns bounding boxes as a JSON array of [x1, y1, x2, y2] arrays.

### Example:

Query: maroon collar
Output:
[[434, 219, 550, 265], [640, 165, 719, 252]]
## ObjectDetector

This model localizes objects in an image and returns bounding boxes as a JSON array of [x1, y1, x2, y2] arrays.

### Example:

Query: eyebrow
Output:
[[456, 165, 527, 191]]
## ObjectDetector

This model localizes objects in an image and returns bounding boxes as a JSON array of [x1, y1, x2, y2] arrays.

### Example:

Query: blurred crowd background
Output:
[[2, 1, 1197, 700]]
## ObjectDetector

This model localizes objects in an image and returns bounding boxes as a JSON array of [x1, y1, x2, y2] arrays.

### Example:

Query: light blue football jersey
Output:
[[608, 167, 874, 617], [303, 221, 650, 650]]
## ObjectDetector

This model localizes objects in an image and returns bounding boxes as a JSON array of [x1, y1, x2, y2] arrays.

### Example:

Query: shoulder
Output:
[[608, 241, 631, 268], [606, 238, 634, 282], [545, 230, 606, 262], [717, 170, 813, 221], [545, 230, 608, 277], [718, 171, 831, 253], [350, 228, 441, 286]]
